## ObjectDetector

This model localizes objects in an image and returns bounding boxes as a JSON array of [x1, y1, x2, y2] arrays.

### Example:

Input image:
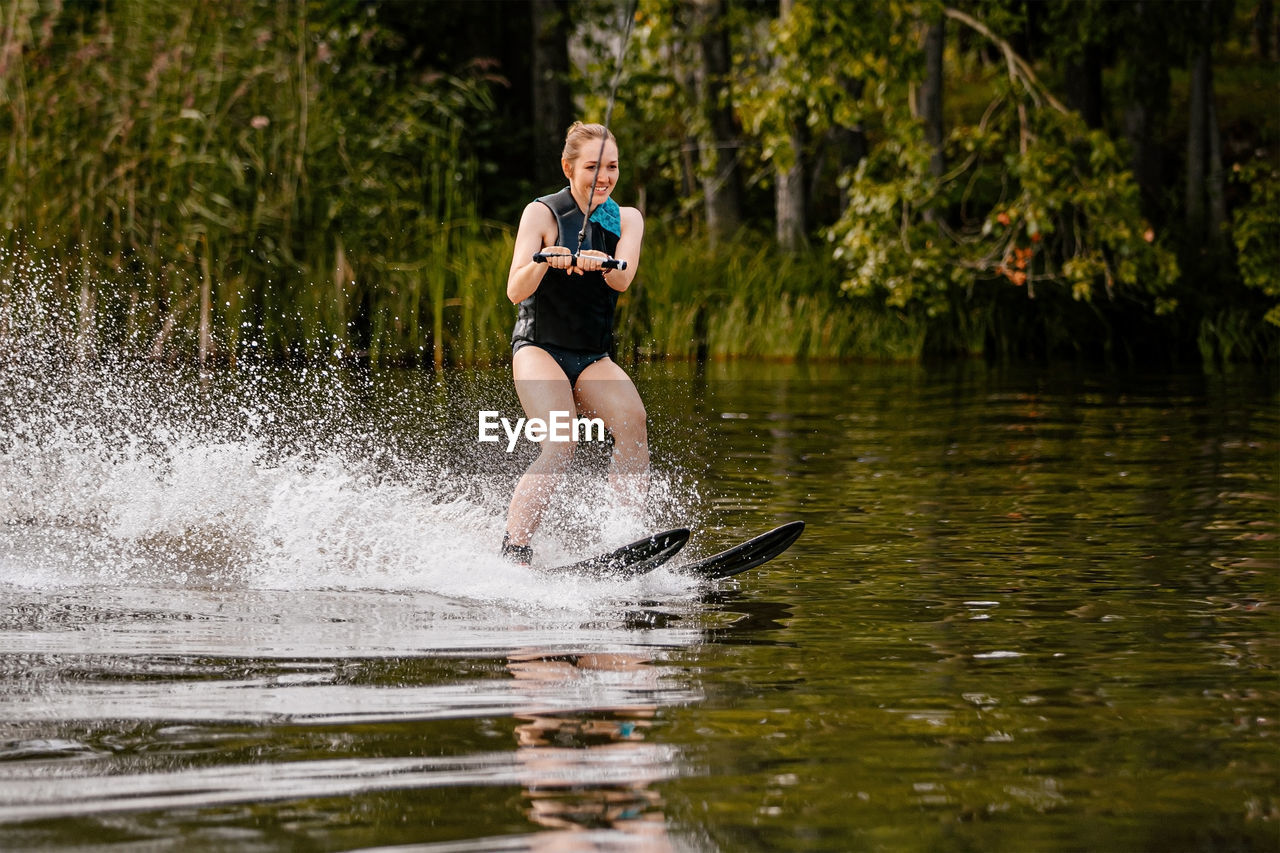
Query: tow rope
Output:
[[574, 0, 639, 257]]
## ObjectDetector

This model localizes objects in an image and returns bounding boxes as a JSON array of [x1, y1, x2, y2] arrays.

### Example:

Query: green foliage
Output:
[[736, 0, 919, 173], [825, 5, 1180, 341], [1231, 159, 1280, 326]]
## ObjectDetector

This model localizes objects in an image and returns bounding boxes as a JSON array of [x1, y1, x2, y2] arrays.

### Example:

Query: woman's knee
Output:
[[611, 403, 647, 445]]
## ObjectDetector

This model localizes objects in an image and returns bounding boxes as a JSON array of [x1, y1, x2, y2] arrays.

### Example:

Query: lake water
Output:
[[0, 350, 1276, 851]]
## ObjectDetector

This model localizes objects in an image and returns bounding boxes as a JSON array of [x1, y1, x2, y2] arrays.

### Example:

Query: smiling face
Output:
[[563, 137, 619, 212]]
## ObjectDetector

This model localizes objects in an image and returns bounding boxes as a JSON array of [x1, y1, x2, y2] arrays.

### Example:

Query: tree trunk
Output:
[[919, 13, 946, 180], [1255, 0, 1274, 60], [1121, 2, 1170, 219], [774, 0, 805, 252], [1206, 78, 1227, 248], [1065, 45, 1105, 129], [692, 0, 742, 244], [531, 0, 573, 191], [775, 129, 806, 252], [672, 31, 702, 232], [1186, 0, 1230, 247], [1185, 23, 1209, 239], [1185, 0, 1228, 250]]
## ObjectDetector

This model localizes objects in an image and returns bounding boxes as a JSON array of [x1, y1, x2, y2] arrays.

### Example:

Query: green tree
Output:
[[1231, 160, 1280, 326], [735, 0, 911, 243], [826, 5, 1178, 353]]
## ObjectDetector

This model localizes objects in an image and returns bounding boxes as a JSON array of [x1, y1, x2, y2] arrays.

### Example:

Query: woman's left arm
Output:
[[602, 206, 644, 292]]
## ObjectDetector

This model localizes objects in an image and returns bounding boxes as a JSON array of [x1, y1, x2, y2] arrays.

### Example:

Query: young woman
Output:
[[501, 122, 647, 565]]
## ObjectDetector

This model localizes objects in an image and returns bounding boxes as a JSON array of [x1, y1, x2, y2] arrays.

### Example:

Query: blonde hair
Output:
[[562, 121, 616, 163]]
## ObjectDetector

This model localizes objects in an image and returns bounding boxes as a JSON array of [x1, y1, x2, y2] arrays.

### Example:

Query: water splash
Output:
[[0, 260, 703, 610]]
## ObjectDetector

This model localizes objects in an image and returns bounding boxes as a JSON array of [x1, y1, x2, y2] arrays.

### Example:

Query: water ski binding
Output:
[[541, 528, 691, 578]]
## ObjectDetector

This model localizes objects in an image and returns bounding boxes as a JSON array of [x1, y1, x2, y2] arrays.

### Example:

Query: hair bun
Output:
[[562, 121, 616, 162]]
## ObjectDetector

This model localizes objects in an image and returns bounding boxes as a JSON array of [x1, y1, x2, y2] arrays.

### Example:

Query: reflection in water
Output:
[[509, 650, 673, 852], [0, 588, 703, 847], [694, 591, 796, 644]]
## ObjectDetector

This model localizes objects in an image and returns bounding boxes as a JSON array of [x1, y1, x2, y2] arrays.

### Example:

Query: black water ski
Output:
[[543, 528, 690, 579], [678, 520, 804, 580]]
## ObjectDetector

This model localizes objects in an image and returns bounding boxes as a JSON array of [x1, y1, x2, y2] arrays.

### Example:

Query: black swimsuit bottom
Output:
[[512, 340, 608, 387]]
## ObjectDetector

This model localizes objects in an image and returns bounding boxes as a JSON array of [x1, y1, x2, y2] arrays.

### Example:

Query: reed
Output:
[[1197, 306, 1279, 368], [617, 235, 929, 362], [0, 0, 501, 367]]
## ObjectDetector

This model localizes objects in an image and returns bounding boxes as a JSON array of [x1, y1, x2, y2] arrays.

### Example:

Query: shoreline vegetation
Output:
[[1, 1, 1276, 369]]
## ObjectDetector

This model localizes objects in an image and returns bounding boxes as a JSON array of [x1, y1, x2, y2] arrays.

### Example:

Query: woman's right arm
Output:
[[506, 202, 560, 304]]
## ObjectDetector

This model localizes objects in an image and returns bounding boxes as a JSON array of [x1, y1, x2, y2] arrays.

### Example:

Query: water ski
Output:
[[676, 520, 805, 580], [541, 528, 690, 579], [539, 521, 804, 581]]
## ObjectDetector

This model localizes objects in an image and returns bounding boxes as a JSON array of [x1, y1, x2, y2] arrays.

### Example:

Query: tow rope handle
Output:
[[533, 251, 627, 271]]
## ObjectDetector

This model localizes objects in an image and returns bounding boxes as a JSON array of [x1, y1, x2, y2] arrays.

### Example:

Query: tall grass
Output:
[[616, 236, 930, 361], [1197, 306, 1279, 368], [0, 0, 507, 366]]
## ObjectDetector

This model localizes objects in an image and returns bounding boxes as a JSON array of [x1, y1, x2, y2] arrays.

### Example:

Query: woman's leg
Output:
[[506, 347, 577, 547], [573, 358, 649, 508]]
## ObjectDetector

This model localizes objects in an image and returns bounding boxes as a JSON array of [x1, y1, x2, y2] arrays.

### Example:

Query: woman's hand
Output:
[[540, 247, 608, 275], [575, 249, 609, 275], [541, 246, 577, 273]]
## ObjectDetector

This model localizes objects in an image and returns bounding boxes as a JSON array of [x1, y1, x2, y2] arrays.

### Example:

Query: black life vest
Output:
[[511, 187, 621, 354]]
